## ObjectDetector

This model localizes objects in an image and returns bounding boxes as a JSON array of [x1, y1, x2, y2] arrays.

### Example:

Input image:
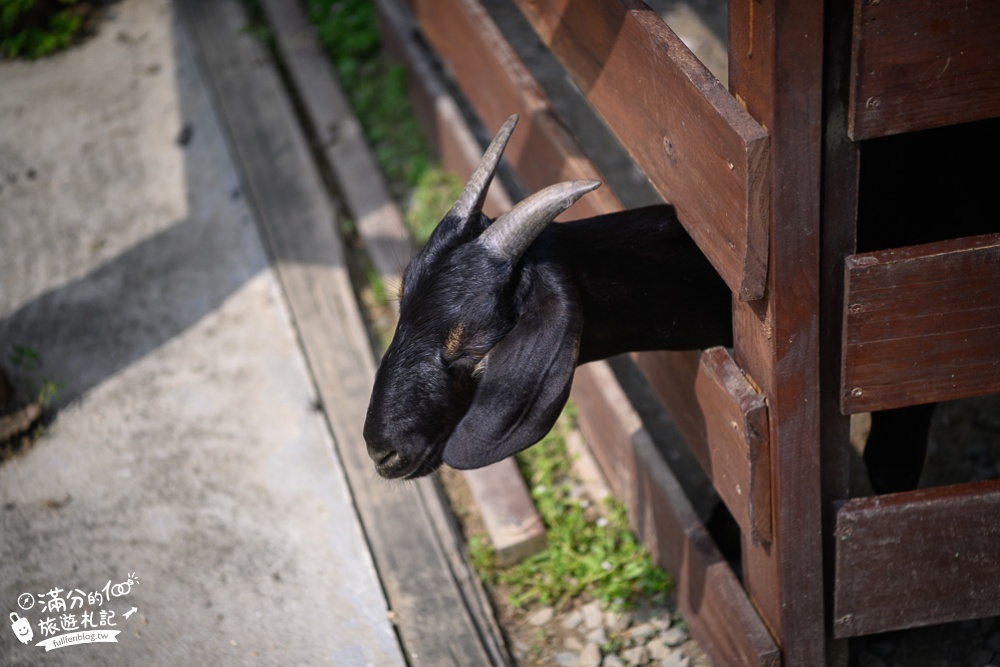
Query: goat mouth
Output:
[[376, 443, 444, 480]]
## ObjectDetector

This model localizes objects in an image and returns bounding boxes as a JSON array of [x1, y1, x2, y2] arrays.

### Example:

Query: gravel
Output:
[[511, 599, 710, 667]]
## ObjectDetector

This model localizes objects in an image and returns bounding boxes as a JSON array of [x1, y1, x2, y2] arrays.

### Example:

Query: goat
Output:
[[363, 114, 934, 492]]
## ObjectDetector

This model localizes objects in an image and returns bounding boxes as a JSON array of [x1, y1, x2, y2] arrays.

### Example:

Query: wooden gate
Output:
[[376, 0, 1000, 664]]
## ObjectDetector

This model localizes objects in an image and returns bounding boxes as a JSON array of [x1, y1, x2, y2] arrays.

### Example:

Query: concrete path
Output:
[[0, 1, 404, 664]]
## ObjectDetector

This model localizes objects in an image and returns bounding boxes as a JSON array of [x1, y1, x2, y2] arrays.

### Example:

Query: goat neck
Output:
[[525, 204, 734, 364]]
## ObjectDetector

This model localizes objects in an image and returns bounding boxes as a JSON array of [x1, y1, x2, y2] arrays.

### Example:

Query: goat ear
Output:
[[442, 284, 581, 469]]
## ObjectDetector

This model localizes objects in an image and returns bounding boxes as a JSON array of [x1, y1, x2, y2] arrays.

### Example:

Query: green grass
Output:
[[406, 167, 463, 245], [304, 0, 464, 246], [7, 344, 62, 408], [472, 406, 671, 612], [1, 0, 84, 59]]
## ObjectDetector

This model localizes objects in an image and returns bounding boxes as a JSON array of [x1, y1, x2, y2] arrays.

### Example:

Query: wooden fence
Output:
[[376, 0, 1000, 664]]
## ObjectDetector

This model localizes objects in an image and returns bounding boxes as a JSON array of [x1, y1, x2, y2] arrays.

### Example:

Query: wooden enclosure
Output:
[[375, 0, 1000, 664]]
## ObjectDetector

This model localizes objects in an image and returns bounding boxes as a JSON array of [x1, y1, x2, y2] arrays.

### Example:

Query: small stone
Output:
[[629, 622, 658, 645], [647, 640, 672, 663], [528, 606, 555, 626], [660, 652, 690, 667], [622, 645, 649, 666], [513, 639, 531, 659], [565, 636, 584, 652], [563, 609, 585, 630], [602, 655, 626, 667], [606, 609, 634, 633], [583, 601, 605, 630], [587, 627, 608, 646], [580, 642, 603, 667], [655, 619, 674, 634], [631, 607, 656, 626], [661, 626, 688, 647], [556, 652, 580, 667]]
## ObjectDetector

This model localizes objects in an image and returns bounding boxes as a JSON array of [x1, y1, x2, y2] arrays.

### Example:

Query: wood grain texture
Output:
[[819, 1, 861, 661], [180, 1, 507, 663], [849, 0, 1000, 139], [512, 0, 769, 301], [259, 0, 414, 308], [409, 0, 622, 221], [833, 480, 1000, 637], [632, 348, 771, 545], [841, 233, 1000, 413], [463, 460, 547, 566], [728, 0, 829, 663], [571, 362, 780, 667]]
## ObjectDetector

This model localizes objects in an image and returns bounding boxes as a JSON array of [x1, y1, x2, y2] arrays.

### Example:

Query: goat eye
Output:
[[440, 348, 487, 374]]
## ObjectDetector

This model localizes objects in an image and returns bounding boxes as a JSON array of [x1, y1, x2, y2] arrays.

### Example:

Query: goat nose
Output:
[[364, 425, 405, 471], [372, 448, 401, 470], [365, 438, 393, 463], [364, 429, 393, 462]]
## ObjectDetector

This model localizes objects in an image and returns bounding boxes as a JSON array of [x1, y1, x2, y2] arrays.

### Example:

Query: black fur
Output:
[[364, 204, 731, 477], [366, 117, 1000, 487]]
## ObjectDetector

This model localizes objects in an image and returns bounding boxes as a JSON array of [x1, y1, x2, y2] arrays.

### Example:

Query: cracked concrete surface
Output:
[[0, 2, 404, 664]]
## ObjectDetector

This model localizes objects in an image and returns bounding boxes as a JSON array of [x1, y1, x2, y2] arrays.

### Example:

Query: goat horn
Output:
[[451, 114, 519, 223], [478, 179, 601, 261]]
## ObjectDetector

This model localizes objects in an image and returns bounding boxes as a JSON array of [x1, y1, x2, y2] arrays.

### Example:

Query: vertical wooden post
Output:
[[727, 1, 829, 664], [819, 0, 859, 663]]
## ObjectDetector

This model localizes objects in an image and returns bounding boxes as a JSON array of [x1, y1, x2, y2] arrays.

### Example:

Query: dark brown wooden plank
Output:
[[511, 0, 769, 302], [408, 0, 623, 221], [833, 480, 1000, 637], [841, 233, 1000, 413], [819, 0, 861, 662], [571, 362, 780, 667], [632, 348, 772, 546], [849, 0, 1000, 140], [178, 1, 505, 664], [728, 0, 829, 663]]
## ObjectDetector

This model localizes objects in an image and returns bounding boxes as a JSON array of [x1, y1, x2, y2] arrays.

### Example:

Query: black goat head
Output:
[[363, 115, 600, 478]]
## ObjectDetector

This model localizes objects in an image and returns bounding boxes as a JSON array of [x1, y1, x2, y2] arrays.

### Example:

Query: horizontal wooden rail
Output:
[[633, 348, 771, 545], [572, 362, 779, 667], [840, 232, 1000, 413], [408, 0, 623, 220], [512, 0, 769, 301], [850, 0, 1000, 139], [833, 480, 1000, 637]]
